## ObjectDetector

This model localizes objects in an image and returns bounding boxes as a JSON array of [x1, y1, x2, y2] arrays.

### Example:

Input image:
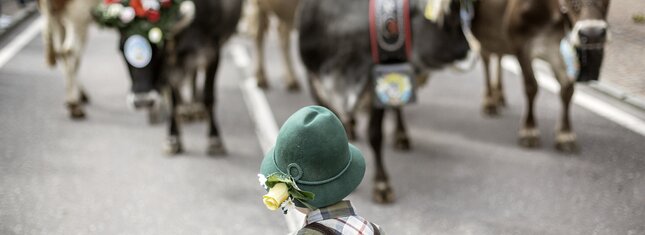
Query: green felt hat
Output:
[[260, 106, 366, 208]]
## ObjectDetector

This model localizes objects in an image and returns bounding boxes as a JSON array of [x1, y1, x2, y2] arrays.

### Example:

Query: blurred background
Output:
[[1, 0, 644, 234]]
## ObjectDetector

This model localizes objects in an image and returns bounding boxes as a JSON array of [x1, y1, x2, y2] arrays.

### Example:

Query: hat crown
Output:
[[274, 106, 350, 183]]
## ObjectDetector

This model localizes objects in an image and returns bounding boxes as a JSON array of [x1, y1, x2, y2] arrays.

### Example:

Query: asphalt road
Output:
[[1, 17, 644, 235]]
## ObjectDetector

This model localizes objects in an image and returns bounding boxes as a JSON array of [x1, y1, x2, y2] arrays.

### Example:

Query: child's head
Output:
[[260, 106, 366, 210]]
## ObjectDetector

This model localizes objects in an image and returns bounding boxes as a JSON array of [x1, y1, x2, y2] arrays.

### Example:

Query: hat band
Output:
[[273, 149, 353, 186]]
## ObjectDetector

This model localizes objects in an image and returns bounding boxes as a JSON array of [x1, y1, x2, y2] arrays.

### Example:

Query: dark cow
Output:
[[118, 0, 242, 155], [299, 0, 470, 203], [472, 0, 610, 152]]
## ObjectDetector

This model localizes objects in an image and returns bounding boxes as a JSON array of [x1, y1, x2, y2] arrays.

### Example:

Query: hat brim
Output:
[[260, 143, 366, 208]]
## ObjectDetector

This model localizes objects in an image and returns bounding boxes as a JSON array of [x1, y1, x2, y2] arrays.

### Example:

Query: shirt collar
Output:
[[305, 201, 356, 225]]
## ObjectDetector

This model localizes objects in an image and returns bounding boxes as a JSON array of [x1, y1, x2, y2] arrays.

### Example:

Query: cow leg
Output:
[[204, 55, 226, 156], [60, 48, 85, 119], [516, 50, 540, 148], [493, 55, 506, 107], [554, 80, 577, 152], [62, 54, 85, 120], [39, 0, 57, 67], [392, 108, 411, 151], [481, 51, 498, 116], [370, 106, 394, 203], [61, 18, 90, 119], [544, 46, 578, 153], [307, 72, 357, 140], [164, 87, 183, 155], [278, 21, 299, 91], [307, 72, 325, 106], [190, 71, 208, 122], [254, 6, 269, 89], [344, 112, 358, 141]]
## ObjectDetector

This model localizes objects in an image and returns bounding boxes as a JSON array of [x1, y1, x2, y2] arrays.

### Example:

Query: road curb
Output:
[[587, 82, 645, 112], [0, 4, 38, 41]]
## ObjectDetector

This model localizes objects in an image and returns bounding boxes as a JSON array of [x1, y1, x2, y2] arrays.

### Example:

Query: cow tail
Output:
[[38, 0, 57, 67]]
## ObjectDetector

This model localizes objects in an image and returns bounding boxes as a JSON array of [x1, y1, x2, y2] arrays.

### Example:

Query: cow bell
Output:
[[575, 47, 604, 83], [560, 37, 605, 83]]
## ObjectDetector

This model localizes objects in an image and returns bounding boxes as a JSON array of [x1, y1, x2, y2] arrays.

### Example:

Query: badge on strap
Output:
[[373, 63, 416, 107], [124, 35, 153, 68]]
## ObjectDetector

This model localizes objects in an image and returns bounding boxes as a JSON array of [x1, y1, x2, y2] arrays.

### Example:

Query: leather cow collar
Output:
[[369, 0, 413, 64]]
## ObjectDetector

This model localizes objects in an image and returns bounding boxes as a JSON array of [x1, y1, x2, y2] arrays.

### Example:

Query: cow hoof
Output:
[[518, 128, 541, 148], [482, 97, 500, 116], [80, 91, 90, 104], [496, 96, 506, 107], [257, 77, 269, 90], [286, 82, 300, 92], [66, 103, 86, 120], [207, 137, 227, 156], [393, 133, 411, 151], [555, 132, 578, 153], [194, 108, 209, 121], [373, 181, 395, 204], [482, 104, 499, 117], [163, 136, 183, 155]]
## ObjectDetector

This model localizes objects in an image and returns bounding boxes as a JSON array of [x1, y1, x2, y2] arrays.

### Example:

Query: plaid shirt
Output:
[[296, 201, 384, 235]]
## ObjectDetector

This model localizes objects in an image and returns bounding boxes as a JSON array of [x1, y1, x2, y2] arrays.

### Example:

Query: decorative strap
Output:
[[369, 0, 412, 64], [273, 149, 353, 185]]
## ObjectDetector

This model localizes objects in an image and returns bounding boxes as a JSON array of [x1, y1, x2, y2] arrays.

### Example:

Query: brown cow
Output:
[[248, 0, 300, 91], [37, 0, 101, 119], [472, 0, 610, 152]]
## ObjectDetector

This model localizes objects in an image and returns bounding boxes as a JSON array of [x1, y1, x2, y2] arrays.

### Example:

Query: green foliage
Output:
[[634, 13, 645, 24]]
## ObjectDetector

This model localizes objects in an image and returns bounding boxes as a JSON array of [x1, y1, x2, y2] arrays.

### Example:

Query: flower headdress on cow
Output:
[[93, 0, 195, 45]]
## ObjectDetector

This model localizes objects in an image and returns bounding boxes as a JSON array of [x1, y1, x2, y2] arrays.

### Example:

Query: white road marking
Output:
[[502, 57, 645, 137], [230, 43, 306, 233], [0, 17, 42, 69]]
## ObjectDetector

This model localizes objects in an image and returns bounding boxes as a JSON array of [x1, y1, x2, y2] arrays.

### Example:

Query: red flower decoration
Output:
[[130, 0, 146, 17], [104, 0, 120, 4], [160, 0, 173, 8], [147, 10, 161, 23]]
